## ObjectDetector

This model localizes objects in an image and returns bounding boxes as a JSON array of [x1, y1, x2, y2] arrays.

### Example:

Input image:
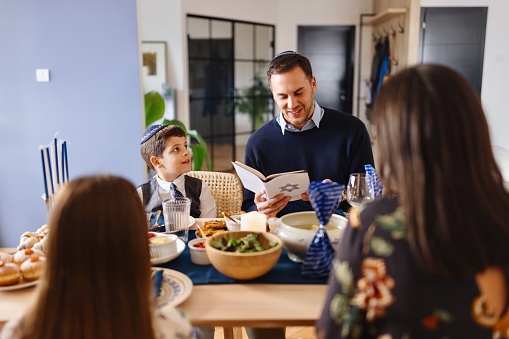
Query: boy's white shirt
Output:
[[137, 174, 217, 218]]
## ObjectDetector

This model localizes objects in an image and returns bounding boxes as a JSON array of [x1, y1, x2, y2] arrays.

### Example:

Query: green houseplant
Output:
[[235, 75, 272, 131], [145, 91, 212, 171]]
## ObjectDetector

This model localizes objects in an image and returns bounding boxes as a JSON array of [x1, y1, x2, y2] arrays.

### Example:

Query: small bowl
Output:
[[205, 231, 282, 280], [188, 238, 211, 265], [224, 214, 242, 231], [149, 234, 178, 259]]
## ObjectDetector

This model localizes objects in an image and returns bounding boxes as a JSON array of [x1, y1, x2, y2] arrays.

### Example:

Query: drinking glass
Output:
[[346, 173, 372, 207], [162, 198, 191, 242]]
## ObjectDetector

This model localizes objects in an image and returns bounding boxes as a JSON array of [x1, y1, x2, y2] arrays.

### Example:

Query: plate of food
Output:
[[0, 252, 45, 291], [0, 279, 38, 292], [153, 268, 193, 308], [195, 219, 228, 238], [150, 239, 185, 265]]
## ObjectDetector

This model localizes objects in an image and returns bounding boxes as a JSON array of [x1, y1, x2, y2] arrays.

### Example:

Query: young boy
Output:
[[139, 125, 217, 339], [138, 124, 216, 229]]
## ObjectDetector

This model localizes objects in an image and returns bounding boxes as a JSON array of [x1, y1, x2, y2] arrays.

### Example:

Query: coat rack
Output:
[[355, 8, 407, 120]]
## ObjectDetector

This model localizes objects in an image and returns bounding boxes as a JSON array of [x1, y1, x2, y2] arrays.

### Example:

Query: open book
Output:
[[232, 161, 310, 201]]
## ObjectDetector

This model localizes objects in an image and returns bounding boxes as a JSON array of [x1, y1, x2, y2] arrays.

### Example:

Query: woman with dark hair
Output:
[[1, 175, 192, 339], [317, 64, 509, 338]]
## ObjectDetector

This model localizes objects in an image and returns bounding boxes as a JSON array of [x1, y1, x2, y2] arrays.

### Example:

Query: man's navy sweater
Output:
[[241, 107, 374, 216]]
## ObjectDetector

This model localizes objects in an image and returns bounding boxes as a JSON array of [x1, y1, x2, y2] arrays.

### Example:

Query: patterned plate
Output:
[[154, 268, 193, 308]]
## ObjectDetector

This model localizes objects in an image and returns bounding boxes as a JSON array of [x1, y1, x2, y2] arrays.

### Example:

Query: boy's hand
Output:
[[254, 190, 291, 219]]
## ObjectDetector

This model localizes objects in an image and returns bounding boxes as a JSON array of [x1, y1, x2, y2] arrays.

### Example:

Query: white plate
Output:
[[150, 239, 185, 265], [154, 268, 193, 308], [0, 279, 38, 292]]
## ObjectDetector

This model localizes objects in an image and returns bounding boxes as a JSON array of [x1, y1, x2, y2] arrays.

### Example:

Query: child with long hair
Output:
[[1, 175, 192, 339]]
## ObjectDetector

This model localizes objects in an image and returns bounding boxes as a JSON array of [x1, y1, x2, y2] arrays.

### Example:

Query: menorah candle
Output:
[[240, 211, 266, 232]]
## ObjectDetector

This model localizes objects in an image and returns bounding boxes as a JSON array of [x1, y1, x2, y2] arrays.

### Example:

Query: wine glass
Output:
[[346, 173, 372, 208]]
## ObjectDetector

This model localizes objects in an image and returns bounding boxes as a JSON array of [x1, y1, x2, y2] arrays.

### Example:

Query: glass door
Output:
[[187, 15, 274, 171]]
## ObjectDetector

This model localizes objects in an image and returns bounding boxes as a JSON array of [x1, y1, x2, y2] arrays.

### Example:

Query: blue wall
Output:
[[0, 0, 144, 246]]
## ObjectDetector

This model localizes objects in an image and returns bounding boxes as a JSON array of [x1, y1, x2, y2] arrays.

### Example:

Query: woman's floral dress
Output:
[[317, 195, 508, 339]]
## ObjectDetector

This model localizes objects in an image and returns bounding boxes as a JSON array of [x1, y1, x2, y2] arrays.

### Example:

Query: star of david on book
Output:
[[279, 183, 300, 193]]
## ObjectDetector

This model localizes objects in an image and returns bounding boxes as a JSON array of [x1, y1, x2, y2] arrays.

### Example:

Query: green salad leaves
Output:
[[210, 233, 278, 253]]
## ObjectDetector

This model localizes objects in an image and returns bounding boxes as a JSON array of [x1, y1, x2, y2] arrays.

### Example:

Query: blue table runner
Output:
[[158, 232, 329, 285]]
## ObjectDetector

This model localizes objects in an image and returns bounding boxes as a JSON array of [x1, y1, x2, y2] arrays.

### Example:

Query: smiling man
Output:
[[241, 51, 374, 219]]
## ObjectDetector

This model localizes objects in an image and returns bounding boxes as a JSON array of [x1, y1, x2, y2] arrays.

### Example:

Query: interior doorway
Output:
[[187, 15, 275, 171], [419, 7, 487, 93], [298, 26, 356, 113]]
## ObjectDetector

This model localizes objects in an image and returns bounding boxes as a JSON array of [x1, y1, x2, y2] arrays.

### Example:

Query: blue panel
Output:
[[0, 0, 144, 246]]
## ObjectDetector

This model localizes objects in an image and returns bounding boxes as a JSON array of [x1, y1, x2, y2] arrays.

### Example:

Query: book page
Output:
[[232, 161, 266, 180], [232, 162, 266, 193], [265, 169, 307, 181], [233, 162, 310, 201]]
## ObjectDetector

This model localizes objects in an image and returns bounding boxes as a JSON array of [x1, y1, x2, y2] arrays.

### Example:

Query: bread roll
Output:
[[0, 252, 13, 263], [13, 248, 45, 266], [20, 256, 46, 282], [0, 261, 20, 286]]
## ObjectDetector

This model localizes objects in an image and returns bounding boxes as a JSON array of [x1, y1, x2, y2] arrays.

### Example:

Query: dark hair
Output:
[[20, 175, 155, 338], [267, 52, 313, 83], [140, 125, 186, 170], [374, 64, 509, 279]]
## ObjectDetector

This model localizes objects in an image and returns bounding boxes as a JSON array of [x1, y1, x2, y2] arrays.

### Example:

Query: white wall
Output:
[[421, 0, 509, 150]]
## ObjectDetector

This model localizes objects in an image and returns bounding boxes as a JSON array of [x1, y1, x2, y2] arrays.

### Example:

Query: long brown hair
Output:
[[374, 64, 509, 279], [20, 175, 155, 338]]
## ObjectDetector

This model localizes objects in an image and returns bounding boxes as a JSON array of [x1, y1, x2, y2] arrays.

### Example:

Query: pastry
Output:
[[33, 236, 49, 253], [20, 256, 46, 282], [0, 252, 13, 263], [13, 248, 45, 266], [17, 231, 39, 250], [0, 260, 20, 286]]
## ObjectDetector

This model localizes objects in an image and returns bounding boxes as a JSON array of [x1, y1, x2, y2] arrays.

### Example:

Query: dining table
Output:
[[0, 218, 330, 338]]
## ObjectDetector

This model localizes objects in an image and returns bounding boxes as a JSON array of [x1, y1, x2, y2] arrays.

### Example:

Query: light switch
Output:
[[36, 69, 50, 82]]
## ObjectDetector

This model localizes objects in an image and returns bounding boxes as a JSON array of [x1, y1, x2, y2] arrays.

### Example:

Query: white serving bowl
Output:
[[224, 214, 242, 231], [268, 211, 347, 263], [188, 238, 210, 265], [149, 233, 178, 259]]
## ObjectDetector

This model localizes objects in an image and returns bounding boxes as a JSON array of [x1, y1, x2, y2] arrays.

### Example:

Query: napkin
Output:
[[301, 181, 344, 279], [365, 164, 383, 198], [152, 269, 163, 301]]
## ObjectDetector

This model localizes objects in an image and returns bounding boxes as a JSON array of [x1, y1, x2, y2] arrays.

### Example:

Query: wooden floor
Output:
[[214, 326, 317, 339]]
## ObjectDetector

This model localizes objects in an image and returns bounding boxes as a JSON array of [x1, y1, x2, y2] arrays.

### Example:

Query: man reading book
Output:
[[241, 50, 374, 219]]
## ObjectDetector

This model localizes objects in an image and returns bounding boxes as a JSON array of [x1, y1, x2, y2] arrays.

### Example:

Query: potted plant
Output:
[[145, 91, 211, 171], [235, 75, 272, 131]]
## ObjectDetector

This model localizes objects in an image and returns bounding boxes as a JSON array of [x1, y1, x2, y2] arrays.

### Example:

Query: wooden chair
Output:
[[187, 170, 244, 338], [187, 171, 243, 218]]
